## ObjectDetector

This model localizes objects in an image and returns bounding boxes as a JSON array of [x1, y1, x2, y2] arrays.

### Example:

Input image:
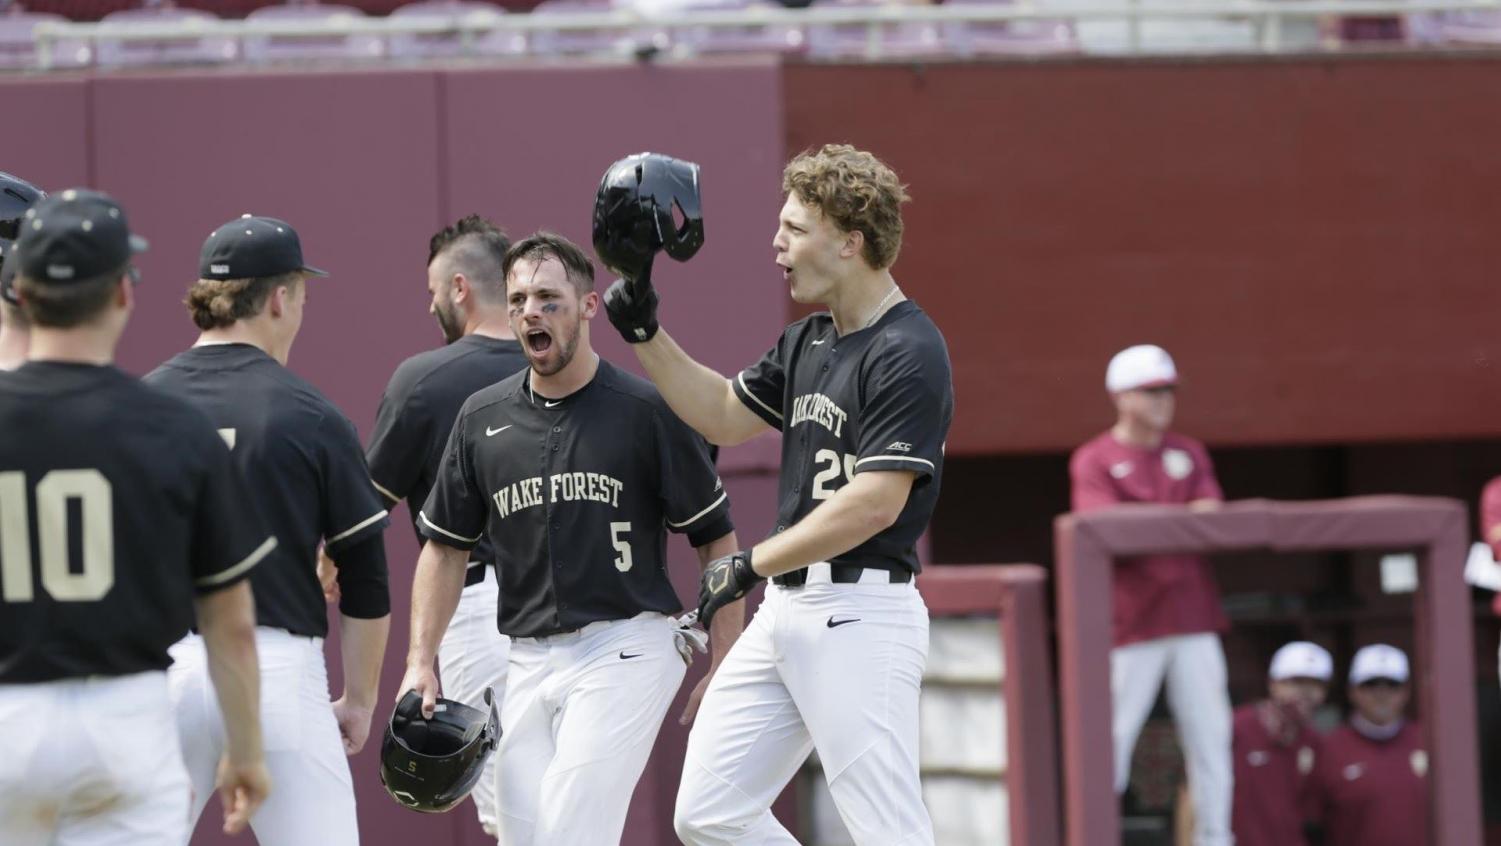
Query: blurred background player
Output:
[[0, 189, 272, 845], [605, 145, 953, 846], [1069, 343, 1233, 846], [146, 214, 391, 846], [364, 214, 523, 836], [399, 232, 739, 846], [1231, 640, 1332, 846], [0, 172, 45, 370], [1307, 644, 1429, 846]]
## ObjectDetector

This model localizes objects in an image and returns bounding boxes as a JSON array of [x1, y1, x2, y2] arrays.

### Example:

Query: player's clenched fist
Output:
[[698, 550, 762, 628], [603, 266, 660, 344], [216, 755, 271, 835]]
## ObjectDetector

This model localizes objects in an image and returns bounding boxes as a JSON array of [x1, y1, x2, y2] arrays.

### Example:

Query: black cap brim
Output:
[[302, 264, 328, 278]]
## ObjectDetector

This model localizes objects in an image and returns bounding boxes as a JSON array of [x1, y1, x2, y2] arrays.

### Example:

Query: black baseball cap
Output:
[[13, 188, 148, 285], [200, 215, 327, 281]]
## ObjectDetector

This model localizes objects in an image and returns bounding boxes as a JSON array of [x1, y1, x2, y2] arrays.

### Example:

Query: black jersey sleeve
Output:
[[365, 374, 429, 506], [852, 338, 951, 484], [189, 423, 279, 594], [418, 413, 485, 551], [731, 330, 789, 431], [655, 406, 733, 547], [318, 414, 391, 554]]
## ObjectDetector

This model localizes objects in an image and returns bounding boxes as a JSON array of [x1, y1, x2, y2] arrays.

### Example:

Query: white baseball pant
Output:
[[494, 611, 686, 846], [0, 671, 189, 846], [675, 565, 934, 846], [169, 627, 358, 846], [438, 569, 510, 836], [1111, 632, 1233, 846]]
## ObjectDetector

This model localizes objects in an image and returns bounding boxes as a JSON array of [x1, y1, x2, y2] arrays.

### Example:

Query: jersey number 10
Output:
[[0, 470, 114, 603]]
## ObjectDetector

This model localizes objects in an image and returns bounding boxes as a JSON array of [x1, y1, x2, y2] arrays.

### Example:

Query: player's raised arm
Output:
[[594, 154, 770, 448]]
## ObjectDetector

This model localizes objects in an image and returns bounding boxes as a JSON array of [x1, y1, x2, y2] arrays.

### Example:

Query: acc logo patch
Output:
[[1411, 750, 1429, 778], [1162, 448, 1194, 480]]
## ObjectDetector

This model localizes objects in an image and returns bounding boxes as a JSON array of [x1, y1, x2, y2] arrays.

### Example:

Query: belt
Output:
[[772, 563, 913, 587]]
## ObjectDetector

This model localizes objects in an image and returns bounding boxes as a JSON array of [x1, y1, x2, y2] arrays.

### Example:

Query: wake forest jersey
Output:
[[0, 363, 276, 683], [420, 360, 733, 637], [732, 300, 954, 574], [146, 344, 390, 638], [366, 335, 528, 586]]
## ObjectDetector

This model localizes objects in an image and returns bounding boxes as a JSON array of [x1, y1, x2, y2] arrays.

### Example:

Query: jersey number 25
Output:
[[0, 470, 113, 603]]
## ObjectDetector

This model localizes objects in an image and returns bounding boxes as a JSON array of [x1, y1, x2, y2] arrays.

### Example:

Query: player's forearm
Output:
[[194, 581, 264, 766], [634, 330, 759, 447], [338, 613, 390, 710], [698, 532, 745, 656], [750, 473, 911, 578], [406, 540, 467, 669]]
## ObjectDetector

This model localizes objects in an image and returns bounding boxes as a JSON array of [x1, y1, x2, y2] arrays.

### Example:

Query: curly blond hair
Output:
[[782, 144, 910, 270], [185, 271, 302, 331]]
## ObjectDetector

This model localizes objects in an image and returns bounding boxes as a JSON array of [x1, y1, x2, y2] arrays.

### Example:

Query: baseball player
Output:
[[365, 214, 524, 835], [603, 144, 953, 846], [0, 172, 45, 370], [1069, 343, 1232, 846], [398, 232, 741, 846], [145, 214, 392, 846], [1231, 641, 1332, 846], [0, 189, 273, 845], [1306, 644, 1429, 846]]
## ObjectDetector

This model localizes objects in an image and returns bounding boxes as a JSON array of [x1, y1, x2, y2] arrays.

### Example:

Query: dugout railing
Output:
[[1054, 496, 1480, 846]]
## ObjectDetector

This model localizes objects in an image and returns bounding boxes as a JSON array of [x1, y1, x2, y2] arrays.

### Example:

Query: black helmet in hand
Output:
[[379, 687, 500, 814], [592, 152, 704, 280]]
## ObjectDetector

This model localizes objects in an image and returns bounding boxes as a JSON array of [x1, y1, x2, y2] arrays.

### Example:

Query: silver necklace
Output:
[[862, 285, 901, 331]]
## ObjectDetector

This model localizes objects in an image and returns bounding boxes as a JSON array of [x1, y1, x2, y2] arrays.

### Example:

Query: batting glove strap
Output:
[[697, 550, 761, 629]]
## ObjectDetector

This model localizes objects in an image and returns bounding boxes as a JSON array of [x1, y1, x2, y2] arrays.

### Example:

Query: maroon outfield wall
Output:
[[0, 59, 788, 845]]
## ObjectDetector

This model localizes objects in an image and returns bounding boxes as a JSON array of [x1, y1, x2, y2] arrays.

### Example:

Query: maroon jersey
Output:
[[1068, 430, 1226, 646], [1231, 703, 1320, 846], [1481, 476, 1501, 615], [1309, 722, 1429, 846]]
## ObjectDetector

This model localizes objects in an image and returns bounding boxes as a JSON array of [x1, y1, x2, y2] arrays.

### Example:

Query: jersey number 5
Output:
[[0, 470, 114, 603], [611, 522, 633, 573], [811, 449, 858, 501]]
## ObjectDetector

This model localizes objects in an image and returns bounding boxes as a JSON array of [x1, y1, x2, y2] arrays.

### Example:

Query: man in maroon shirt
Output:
[[1231, 641, 1331, 846], [1308, 644, 1429, 846], [1069, 343, 1232, 846]]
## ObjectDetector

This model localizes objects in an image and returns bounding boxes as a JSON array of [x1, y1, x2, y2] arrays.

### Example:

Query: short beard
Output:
[[434, 301, 463, 344]]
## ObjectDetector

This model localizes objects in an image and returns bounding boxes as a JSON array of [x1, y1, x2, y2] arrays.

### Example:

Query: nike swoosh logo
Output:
[[811, 339, 826, 346], [545, 400, 562, 408], [619, 651, 642, 660], [485, 425, 512, 437], [826, 617, 861, 628]]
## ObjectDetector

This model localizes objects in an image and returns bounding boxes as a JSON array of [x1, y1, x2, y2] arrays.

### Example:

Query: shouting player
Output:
[[604, 145, 953, 845], [0, 190, 274, 844], [366, 214, 524, 835], [147, 214, 391, 846], [399, 232, 741, 846]]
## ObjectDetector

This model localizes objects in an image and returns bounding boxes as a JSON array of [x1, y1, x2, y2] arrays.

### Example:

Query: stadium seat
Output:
[[0, 4, 93, 67], [940, 0, 1077, 55], [528, 0, 638, 58], [647, 0, 804, 57], [388, 0, 524, 59], [804, 0, 943, 59], [242, 1, 385, 63], [1431, 9, 1501, 43], [95, 1, 237, 67]]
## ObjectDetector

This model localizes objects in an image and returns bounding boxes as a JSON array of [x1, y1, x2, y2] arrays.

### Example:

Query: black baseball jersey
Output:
[[145, 344, 390, 637], [420, 359, 732, 637], [366, 334, 528, 586], [0, 362, 277, 683], [732, 300, 953, 573]]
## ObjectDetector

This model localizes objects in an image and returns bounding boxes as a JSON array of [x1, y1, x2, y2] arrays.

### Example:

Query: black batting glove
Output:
[[698, 550, 761, 630], [603, 259, 660, 344]]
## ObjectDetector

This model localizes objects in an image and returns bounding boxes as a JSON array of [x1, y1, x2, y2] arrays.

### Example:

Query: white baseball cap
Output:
[[1349, 644, 1410, 685], [1268, 641, 1333, 682], [1105, 344, 1178, 393]]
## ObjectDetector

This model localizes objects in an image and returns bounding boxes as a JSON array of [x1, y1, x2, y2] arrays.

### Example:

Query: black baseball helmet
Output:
[[0, 172, 46, 305], [380, 688, 500, 814], [592, 152, 704, 280]]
